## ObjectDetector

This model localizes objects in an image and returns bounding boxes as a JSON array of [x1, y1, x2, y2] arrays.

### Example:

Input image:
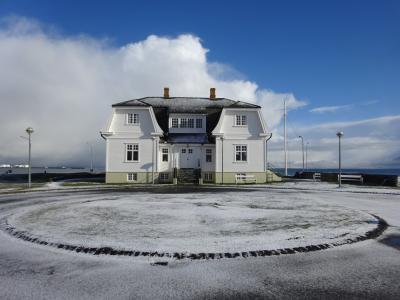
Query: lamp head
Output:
[[25, 127, 34, 134], [336, 131, 343, 137]]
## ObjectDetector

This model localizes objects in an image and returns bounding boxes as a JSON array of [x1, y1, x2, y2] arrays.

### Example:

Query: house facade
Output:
[[100, 88, 280, 184]]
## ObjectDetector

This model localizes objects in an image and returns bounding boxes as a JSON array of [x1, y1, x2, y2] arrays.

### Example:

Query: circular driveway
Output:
[[3, 188, 379, 254], [0, 183, 399, 299]]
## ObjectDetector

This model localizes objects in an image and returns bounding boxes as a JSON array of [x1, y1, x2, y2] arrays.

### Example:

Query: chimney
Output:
[[164, 87, 170, 98], [210, 87, 216, 100]]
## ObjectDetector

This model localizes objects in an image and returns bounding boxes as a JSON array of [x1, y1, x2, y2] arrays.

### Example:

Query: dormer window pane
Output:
[[180, 118, 188, 128], [196, 118, 203, 128], [188, 119, 194, 128], [171, 118, 178, 128]]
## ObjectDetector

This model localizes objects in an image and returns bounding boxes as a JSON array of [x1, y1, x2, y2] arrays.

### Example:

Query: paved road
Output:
[[0, 185, 399, 299]]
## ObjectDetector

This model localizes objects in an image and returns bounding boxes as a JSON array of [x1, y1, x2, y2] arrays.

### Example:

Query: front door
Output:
[[179, 147, 197, 168]]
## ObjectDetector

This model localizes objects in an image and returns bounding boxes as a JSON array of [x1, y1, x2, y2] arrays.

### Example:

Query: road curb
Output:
[[0, 214, 388, 261]]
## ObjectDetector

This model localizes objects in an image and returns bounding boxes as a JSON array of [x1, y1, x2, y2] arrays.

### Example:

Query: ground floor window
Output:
[[206, 149, 212, 162], [235, 145, 247, 162], [127, 173, 137, 181], [126, 144, 139, 161], [204, 172, 213, 182], [159, 173, 169, 180], [162, 148, 169, 162]]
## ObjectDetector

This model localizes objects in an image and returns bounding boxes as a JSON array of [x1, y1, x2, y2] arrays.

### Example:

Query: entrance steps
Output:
[[177, 168, 200, 184]]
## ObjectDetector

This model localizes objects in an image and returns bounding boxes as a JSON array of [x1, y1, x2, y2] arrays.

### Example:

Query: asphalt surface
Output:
[[0, 185, 399, 300]]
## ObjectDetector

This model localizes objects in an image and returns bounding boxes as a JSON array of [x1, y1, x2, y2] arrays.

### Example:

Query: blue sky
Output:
[[2, 0, 399, 122], [0, 0, 399, 168]]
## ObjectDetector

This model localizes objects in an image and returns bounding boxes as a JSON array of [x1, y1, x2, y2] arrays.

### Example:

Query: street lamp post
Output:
[[336, 131, 344, 187], [87, 142, 94, 173], [25, 127, 34, 188], [305, 142, 309, 171], [299, 136, 305, 172], [221, 136, 224, 185]]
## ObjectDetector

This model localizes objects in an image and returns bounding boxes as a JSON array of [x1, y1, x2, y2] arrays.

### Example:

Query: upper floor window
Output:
[[188, 118, 194, 128], [235, 145, 247, 162], [162, 148, 169, 162], [235, 115, 247, 126], [171, 118, 178, 128], [127, 113, 139, 125], [180, 118, 188, 128], [196, 118, 203, 128], [126, 144, 139, 161], [206, 149, 212, 162]]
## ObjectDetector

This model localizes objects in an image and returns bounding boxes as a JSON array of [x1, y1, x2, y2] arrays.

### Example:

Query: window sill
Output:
[[233, 161, 248, 164], [124, 161, 140, 163]]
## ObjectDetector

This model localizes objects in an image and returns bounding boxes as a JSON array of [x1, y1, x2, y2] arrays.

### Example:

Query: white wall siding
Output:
[[215, 139, 265, 173], [110, 108, 156, 137], [217, 109, 264, 137], [107, 138, 156, 172]]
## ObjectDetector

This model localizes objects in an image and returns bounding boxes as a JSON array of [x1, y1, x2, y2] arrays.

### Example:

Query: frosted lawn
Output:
[[7, 189, 377, 253]]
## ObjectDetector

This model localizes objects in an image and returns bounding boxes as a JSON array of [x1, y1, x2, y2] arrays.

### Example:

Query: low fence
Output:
[[295, 171, 399, 187]]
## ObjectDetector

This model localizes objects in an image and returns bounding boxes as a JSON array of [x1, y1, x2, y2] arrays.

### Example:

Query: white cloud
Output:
[[303, 115, 400, 132], [0, 17, 305, 167], [266, 115, 400, 169], [310, 104, 352, 113]]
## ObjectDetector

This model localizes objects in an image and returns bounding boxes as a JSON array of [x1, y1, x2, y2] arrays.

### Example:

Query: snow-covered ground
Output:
[[6, 188, 377, 253], [0, 182, 399, 299]]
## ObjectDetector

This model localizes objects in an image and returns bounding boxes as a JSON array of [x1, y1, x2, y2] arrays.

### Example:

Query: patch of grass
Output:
[[0, 182, 46, 190], [61, 182, 104, 187]]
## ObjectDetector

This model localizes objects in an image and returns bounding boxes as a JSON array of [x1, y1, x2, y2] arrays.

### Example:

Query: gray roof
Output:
[[112, 97, 260, 112], [166, 133, 210, 144], [112, 97, 260, 144]]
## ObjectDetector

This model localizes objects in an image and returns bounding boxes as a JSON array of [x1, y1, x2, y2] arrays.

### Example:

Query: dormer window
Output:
[[169, 115, 206, 132], [171, 118, 178, 128], [127, 113, 139, 125], [196, 118, 203, 128], [180, 118, 188, 128], [235, 115, 247, 126]]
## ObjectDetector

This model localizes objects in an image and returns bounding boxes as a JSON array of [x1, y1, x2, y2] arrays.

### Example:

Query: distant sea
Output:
[[272, 168, 400, 176], [2, 167, 400, 177], [0, 167, 104, 175]]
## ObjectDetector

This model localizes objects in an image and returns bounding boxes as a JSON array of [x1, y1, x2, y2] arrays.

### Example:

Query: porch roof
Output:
[[166, 133, 211, 144]]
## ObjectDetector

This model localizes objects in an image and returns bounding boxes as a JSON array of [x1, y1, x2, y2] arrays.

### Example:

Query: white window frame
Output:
[[126, 143, 139, 162], [206, 149, 212, 162], [234, 115, 247, 126], [162, 148, 169, 162], [127, 113, 139, 125], [204, 172, 213, 181], [159, 173, 169, 180], [234, 144, 247, 162], [127, 173, 137, 181], [171, 118, 179, 128]]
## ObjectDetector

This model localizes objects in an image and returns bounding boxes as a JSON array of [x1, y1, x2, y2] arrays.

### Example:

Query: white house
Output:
[[100, 88, 280, 184]]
